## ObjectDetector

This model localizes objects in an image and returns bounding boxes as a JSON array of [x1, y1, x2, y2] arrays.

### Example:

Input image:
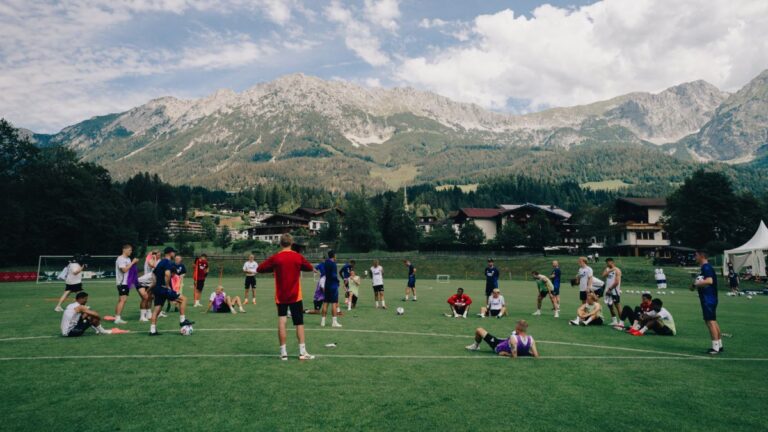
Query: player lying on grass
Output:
[[479, 288, 506, 318], [446, 288, 472, 318], [531, 271, 559, 318], [628, 298, 676, 336], [205, 286, 246, 314], [60, 292, 127, 336], [465, 320, 539, 358], [569, 293, 604, 326], [618, 293, 654, 331]]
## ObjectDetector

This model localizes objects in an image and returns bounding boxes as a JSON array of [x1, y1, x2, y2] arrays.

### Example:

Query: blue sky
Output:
[[1, 0, 767, 132]]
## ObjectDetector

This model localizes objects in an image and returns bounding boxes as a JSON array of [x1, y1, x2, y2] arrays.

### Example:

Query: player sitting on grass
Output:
[[206, 286, 246, 314], [531, 271, 559, 318], [465, 320, 539, 358], [304, 281, 325, 315], [619, 293, 654, 331], [629, 298, 676, 336], [61, 292, 127, 336], [446, 288, 472, 318], [569, 293, 604, 326], [479, 288, 506, 318]]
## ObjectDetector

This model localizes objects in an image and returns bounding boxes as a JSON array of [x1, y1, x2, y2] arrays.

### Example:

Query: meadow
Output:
[[1, 267, 767, 431]]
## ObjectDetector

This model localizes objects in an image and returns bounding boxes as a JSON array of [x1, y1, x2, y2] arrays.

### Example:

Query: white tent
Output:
[[723, 220, 768, 277]]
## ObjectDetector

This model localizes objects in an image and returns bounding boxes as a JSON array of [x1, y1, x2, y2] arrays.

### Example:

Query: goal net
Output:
[[436, 274, 451, 284], [37, 255, 118, 284]]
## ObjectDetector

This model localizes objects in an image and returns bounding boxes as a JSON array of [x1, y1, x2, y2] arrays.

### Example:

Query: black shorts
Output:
[[67, 317, 92, 337], [65, 283, 83, 292], [245, 276, 256, 289], [538, 290, 550, 299], [277, 301, 304, 326], [214, 303, 232, 313], [594, 288, 605, 297], [153, 287, 180, 306], [700, 300, 718, 321], [483, 333, 501, 349], [610, 294, 621, 304], [579, 291, 587, 301], [586, 317, 604, 326], [313, 300, 323, 311], [195, 279, 206, 292], [485, 285, 496, 297], [489, 309, 501, 317], [453, 305, 467, 315], [373, 285, 384, 293], [116, 284, 130, 296], [324, 287, 339, 303], [653, 325, 674, 336]]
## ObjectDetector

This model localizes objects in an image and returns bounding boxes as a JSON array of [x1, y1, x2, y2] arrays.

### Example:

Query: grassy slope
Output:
[[1, 273, 767, 431]]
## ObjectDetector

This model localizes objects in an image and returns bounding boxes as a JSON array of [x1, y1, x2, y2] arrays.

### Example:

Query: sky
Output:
[[1, 0, 767, 133]]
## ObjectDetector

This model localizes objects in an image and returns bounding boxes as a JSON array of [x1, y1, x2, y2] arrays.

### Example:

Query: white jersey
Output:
[[591, 277, 605, 289], [371, 266, 384, 286], [60, 302, 84, 336], [488, 295, 505, 310], [658, 307, 676, 335], [65, 263, 82, 285], [115, 255, 131, 285], [578, 266, 594, 292], [604, 268, 621, 294], [243, 261, 258, 275]]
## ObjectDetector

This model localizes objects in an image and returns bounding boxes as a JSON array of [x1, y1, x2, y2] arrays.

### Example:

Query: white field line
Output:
[[0, 354, 767, 362], [0, 328, 760, 361]]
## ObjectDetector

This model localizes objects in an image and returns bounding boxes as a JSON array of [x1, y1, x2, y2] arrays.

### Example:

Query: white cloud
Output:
[[418, 18, 447, 29], [325, 0, 390, 66], [364, 0, 400, 32], [398, 0, 768, 111]]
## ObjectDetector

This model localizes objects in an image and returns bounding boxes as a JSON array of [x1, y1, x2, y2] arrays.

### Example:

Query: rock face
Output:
[[689, 70, 768, 162], [30, 70, 768, 190]]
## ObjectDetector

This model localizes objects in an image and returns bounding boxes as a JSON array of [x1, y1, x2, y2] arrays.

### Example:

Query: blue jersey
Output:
[[324, 259, 339, 288], [174, 263, 187, 276], [153, 258, 174, 289], [551, 268, 561, 288], [340, 263, 352, 279], [485, 266, 499, 288], [408, 264, 415, 278], [315, 262, 325, 277], [698, 263, 718, 302]]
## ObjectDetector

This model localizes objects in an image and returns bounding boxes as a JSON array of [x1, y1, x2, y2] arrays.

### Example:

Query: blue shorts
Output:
[[552, 283, 560, 296], [700, 299, 718, 321], [324, 286, 339, 304], [407, 277, 416, 288], [153, 287, 180, 306]]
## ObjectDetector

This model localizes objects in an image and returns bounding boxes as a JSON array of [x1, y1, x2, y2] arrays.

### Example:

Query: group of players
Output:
[[55, 233, 724, 358]]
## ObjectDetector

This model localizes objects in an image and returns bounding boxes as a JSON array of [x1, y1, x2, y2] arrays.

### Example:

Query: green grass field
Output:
[[1, 276, 767, 431]]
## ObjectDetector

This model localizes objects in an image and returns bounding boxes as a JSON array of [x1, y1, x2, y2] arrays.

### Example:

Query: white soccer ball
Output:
[[396, 307, 405, 315], [695, 275, 704, 283], [747, 295, 753, 300], [670, 291, 675, 294], [180, 325, 194, 336]]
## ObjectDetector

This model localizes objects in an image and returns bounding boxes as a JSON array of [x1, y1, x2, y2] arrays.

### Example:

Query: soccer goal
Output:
[[36, 255, 118, 284], [436, 274, 451, 284]]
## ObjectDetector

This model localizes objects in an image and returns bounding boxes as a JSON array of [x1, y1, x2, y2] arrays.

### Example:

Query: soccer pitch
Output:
[[2, 277, 767, 431]]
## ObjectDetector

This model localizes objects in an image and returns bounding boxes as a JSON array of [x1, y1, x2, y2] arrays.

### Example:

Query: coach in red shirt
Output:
[[447, 288, 472, 318], [258, 233, 315, 360]]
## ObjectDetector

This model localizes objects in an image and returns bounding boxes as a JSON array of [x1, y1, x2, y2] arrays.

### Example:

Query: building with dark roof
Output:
[[612, 197, 670, 256]]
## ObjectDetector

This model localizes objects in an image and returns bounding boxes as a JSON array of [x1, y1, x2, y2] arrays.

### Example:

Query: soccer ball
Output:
[[180, 325, 194, 336], [396, 307, 405, 315], [695, 275, 704, 283]]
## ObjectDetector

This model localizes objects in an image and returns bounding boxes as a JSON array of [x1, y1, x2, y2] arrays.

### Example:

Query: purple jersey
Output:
[[314, 283, 325, 302], [494, 338, 512, 354], [514, 335, 533, 356], [126, 265, 139, 290], [212, 292, 226, 311]]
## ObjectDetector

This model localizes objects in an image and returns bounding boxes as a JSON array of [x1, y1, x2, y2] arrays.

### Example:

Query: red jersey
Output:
[[447, 294, 472, 306], [193, 258, 208, 281], [257, 249, 314, 304]]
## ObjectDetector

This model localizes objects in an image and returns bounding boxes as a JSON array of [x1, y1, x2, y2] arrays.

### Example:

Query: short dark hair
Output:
[[75, 292, 88, 300], [695, 250, 708, 258], [642, 293, 652, 300], [122, 244, 132, 250], [350, 260, 356, 265], [605, 258, 614, 262], [200, 253, 207, 258], [328, 250, 336, 259], [651, 298, 663, 307], [531, 271, 540, 276], [457, 287, 464, 293]]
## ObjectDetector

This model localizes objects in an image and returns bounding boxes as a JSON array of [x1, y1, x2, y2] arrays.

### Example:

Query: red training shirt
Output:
[[194, 258, 209, 281], [447, 294, 472, 306], [257, 249, 314, 304]]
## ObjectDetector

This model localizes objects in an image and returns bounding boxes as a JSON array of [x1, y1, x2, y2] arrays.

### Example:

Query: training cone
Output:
[[111, 328, 130, 334], [103, 315, 116, 321]]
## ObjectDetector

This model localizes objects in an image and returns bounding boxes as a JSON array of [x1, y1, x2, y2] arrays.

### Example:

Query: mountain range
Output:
[[23, 69, 768, 193]]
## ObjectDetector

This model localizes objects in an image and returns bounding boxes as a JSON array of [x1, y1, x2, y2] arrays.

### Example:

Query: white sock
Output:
[[584, 317, 593, 324], [115, 315, 121, 321], [712, 340, 719, 350], [639, 327, 648, 334], [150, 324, 157, 333], [611, 317, 617, 324], [180, 315, 186, 323], [332, 317, 339, 325], [536, 309, 541, 313], [405, 295, 409, 300], [470, 342, 479, 349], [717, 339, 722, 349], [381, 300, 386, 307], [280, 344, 287, 356], [299, 343, 307, 355], [375, 301, 380, 307], [347, 302, 351, 311], [320, 317, 326, 326]]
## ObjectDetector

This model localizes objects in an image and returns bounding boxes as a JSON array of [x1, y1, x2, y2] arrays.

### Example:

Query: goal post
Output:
[[436, 274, 451, 284], [36, 255, 118, 284]]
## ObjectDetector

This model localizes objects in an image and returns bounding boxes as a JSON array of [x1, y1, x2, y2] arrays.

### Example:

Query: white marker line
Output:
[[0, 354, 766, 362], [0, 328, 722, 359]]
